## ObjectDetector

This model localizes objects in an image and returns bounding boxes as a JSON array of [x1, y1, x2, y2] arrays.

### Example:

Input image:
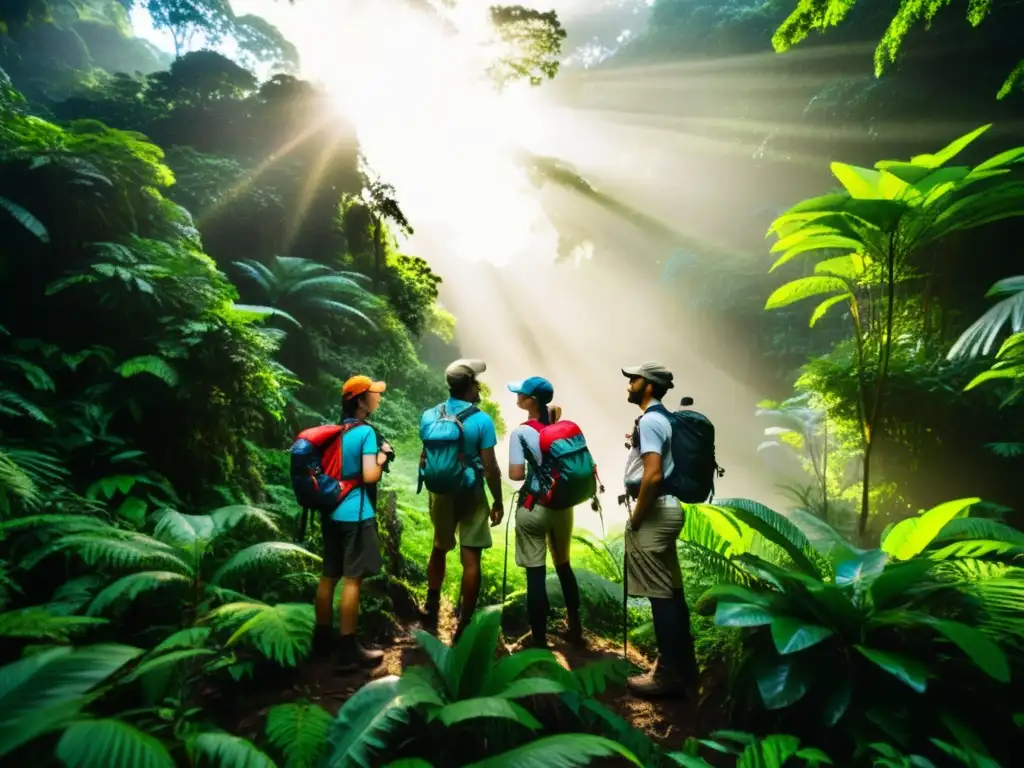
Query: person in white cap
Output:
[[620, 361, 698, 699], [417, 358, 504, 643]]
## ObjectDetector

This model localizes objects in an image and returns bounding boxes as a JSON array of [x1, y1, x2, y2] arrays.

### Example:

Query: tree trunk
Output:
[[372, 214, 383, 293]]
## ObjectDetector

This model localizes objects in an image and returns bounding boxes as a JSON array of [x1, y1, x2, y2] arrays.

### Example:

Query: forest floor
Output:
[[217, 604, 730, 763]]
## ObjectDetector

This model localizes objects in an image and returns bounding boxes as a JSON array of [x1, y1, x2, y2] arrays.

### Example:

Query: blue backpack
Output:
[[417, 403, 480, 494]]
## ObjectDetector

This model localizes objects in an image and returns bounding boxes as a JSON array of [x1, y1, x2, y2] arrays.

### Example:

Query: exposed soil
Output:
[[214, 606, 730, 765]]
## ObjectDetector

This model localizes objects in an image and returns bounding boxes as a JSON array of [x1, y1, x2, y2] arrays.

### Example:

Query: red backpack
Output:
[[518, 419, 601, 511]]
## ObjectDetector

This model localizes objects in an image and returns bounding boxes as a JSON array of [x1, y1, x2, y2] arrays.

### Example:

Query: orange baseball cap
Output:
[[342, 375, 386, 400]]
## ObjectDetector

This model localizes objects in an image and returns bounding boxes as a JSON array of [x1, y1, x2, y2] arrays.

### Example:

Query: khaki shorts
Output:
[[625, 497, 684, 599], [514, 503, 574, 568], [429, 486, 493, 551]]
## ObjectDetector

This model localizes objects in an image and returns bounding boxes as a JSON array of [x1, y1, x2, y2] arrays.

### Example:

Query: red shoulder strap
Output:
[[522, 419, 545, 433]]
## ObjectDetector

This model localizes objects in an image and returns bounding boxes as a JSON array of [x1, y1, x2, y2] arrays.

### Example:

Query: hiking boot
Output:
[[627, 657, 686, 700], [312, 625, 336, 658], [560, 615, 585, 648], [335, 635, 384, 672]]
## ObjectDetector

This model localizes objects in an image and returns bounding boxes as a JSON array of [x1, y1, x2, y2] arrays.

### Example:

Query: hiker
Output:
[[310, 375, 394, 670], [418, 358, 504, 643], [506, 377, 584, 648], [621, 361, 699, 698]]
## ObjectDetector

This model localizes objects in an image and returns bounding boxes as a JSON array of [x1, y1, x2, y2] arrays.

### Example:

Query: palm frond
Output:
[[56, 718, 175, 768], [948, 275, 1024, 359], [265, 702, 332, 768], [20, 533, 193, 574], [186, 732, 276, 768], [204, 602, 313, 666], [86, 571, 191, 616]]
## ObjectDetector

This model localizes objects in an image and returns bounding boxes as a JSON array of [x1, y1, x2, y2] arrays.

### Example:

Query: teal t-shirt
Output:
[[420, 398, 497, 473], [329, 419, 379, 522]]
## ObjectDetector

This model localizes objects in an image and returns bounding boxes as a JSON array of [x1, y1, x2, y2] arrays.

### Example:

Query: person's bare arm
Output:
[[361, 452, 387, 484], [630, 452, 663, 529], [508, 463, 526, 482], [480, 446, 504, 523]]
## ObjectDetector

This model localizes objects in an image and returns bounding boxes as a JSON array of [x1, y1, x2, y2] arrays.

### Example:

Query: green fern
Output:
[[0, 388, 53, 424], [211, 541, 321, 585], [0, 607, 108, 642], [86, 571, 192, 616], [56, 718, 175, 768], [205, 601, 314, 666], [114, 356, 179, 387], [465, 734, 641, 767], [266, 702, 332, 768], [20, 532, 192, 574], [186, 731, 276, 768]]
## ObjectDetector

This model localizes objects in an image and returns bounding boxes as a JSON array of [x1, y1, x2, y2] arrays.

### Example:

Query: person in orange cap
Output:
[[312, 374, 394, 671]]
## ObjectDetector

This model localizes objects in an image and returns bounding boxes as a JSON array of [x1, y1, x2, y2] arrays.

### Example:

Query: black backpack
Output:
[[639, 397, 724, 503]]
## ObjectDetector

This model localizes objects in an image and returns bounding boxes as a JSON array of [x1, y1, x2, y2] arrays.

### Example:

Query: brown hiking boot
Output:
[[627, 657, 686, 699], [560, 614, 585, 648], [335, 635, 384, 672]]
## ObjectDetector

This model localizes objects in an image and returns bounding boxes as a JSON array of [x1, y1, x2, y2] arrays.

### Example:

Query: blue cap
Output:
[[507, 376, 554, 404]]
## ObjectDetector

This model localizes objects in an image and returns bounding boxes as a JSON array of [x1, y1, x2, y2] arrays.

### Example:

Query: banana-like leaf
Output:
[[465, 734, 642, 767], [57, 718, 174, 768]]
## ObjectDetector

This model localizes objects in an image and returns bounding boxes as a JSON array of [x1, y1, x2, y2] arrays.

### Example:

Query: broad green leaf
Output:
[[700, 583, 770, 606], [0, 644, 144, 757], [736, 734, 802, 768], [116, 497, 148, 527], [814, 252, 867, 278], [756, 658, 809, 710], [973, 146, 1024, 173], [450, 604, 502, 699], [87, 571, 190, 616], [497, 676, 568, 699], [714, 602, 774, 627], [769, 237, 863, 272], [809, 294, 850, 327], [712, 498, 821, 578], [929, 539, 1024, 561], [911, 124, 991, 169], [831, 163, 882, 199], [835, 549, 889, 607], [57, 718, 174, 768], [922, 618, 1010, 682], [882, 498, 981, 560], [465, 734, 641, 767], [769, 617, 834, 655], [187, 732, 275, 768], [765, 277, 848, 310], [434, 697, 541, 730], [822, 677, 852, 727], [485, 649, 566, 695], [855, 646, 927, 693], [324, 676, 409, 768]]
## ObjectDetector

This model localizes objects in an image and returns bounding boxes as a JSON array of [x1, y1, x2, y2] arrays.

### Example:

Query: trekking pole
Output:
[[622, 492, 632, 662], [500, 490, 520, 611]]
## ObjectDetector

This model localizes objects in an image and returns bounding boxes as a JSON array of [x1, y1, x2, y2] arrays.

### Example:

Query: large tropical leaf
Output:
[[56, 718, 175, 768], [324, 676, 410, 768], [465, 734, 642, 767], [0, 644, 143, 757], [882, 498, 981, 561], [948, 276, 1024, 359], [449, 604, 503, 699], [186, 731, 276, 768]]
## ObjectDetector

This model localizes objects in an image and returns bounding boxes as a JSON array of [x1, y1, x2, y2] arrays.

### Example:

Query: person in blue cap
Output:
[[506, 376, 583, 648]]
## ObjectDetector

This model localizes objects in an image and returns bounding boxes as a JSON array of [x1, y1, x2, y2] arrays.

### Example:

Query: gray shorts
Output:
[[625, 497, 684, 599]]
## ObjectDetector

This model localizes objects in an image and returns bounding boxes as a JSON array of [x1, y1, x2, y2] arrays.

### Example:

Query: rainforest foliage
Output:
[[0, 1, 1022, 767]]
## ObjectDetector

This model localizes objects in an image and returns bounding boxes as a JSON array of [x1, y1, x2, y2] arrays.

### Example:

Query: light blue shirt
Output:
[[330, 419, 379, 522], [624, 400, 674, 502], [509, 423, 543, 493], [420, 398, 497, 472]]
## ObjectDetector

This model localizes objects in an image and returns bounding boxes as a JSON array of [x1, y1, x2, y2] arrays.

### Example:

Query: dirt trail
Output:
[[220, 610, 726, 760]]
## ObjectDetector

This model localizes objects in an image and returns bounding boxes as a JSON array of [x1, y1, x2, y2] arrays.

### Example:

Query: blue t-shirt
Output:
[[330, 419, 379, 522], [509, 423, 543, 493], [420, 398, 497, 472]]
